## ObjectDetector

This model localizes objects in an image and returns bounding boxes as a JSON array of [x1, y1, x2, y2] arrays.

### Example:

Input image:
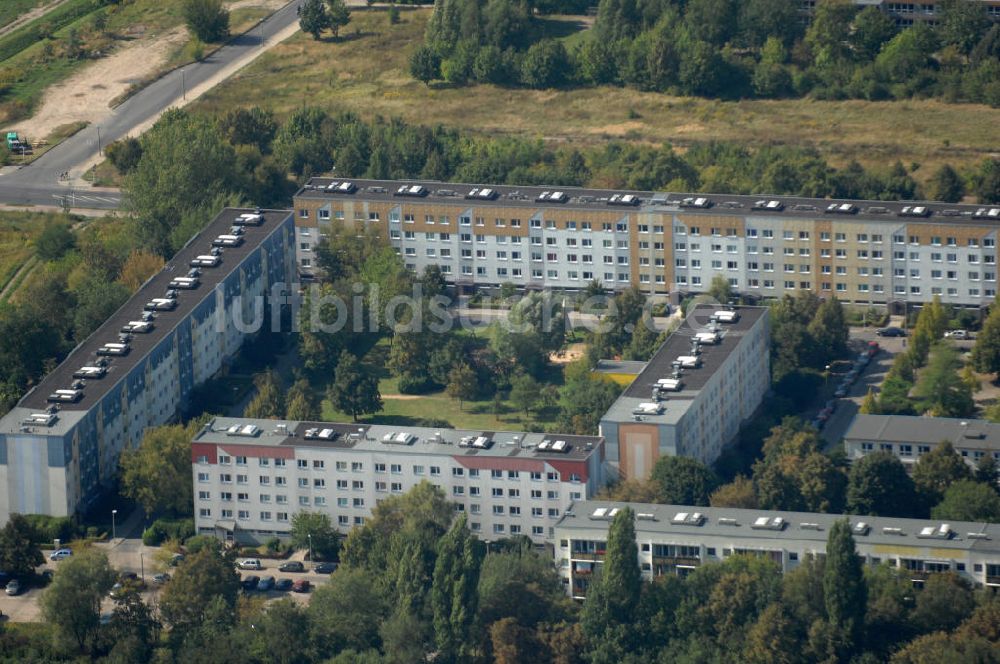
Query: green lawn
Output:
[[0, 211, 48, 298], [192, 9, 1000, 182], [0, 0, 47, 32], [321, 336, 564, 431]]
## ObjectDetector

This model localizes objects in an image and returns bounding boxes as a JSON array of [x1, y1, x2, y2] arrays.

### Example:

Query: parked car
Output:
[[275, 578, 294, 592], [867, 341, 880, 357], [876, 327, 906, 337], [278, 561, 304, 573], [257, 576, 275, 592], [292, 579, 311, 593], [152, 573, 170, 584], [834, 384, 849, 398], [314, 562, 337, 574], [168, 553, 185, 567], [5, 579, 21, 596], [237, 558, 262, 571], [241, 575, 260, 591], [945, 329, 970, 339], [49, 548, 72, 561]]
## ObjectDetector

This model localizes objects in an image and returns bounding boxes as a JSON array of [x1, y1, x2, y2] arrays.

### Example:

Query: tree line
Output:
[[4, 484, 999, 663], [412, 0, 1000, 106]]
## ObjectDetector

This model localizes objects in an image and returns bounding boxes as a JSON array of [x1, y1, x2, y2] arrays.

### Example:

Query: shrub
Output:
[[266, 537, 281, 553], [184, 534, 221, 553], [183, 0, 230, 43], [23, 515, 76, 545], [143, 518, 195, 546], [105, 137, 143, 174], [397, 371, 436, 394]]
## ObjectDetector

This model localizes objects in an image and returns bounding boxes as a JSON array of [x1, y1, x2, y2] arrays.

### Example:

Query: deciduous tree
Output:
[[432, 514, 483, 663], [847, 451, 920, 517], [41, 548, 117, 652], [290, 511, 340, 560], [931, 479, 1000, 521], [159, 547, 240, 635], [183, 0, 229, 43], [649, 456, 718, 506], [0, 513, 43, 579], [824, 519, 867, 647], [120, 422, 199, 517], [328, 351, 382, 421]]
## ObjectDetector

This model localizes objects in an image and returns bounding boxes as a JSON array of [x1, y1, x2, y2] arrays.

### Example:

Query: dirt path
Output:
[[381, 394, 422, 400], [8, 0, 289, 142], [0, 0, 71, 40], [0, 256, 38, 302]]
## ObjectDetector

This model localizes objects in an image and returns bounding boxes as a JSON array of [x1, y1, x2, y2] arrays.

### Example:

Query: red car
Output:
[[292, 579, 311, 593], [867, 341, 880, 357]]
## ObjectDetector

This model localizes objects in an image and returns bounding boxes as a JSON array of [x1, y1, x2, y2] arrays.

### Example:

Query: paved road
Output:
[[0, 0, 303, 210]]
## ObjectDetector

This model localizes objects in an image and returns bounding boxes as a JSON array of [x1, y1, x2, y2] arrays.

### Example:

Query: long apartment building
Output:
[[293, 178, 1000, 309], [844, 414, 1000, 471], [600, 305, 770, 478], [555, 500, 1000, 599], [191, 417, 605, 545], [798, 0, 1000, 26], [0, 209, 295, 523]]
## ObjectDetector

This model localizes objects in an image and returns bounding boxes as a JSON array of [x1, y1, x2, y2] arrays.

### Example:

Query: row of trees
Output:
[[10, 483, 999, 662], [414, 0, 1000, 106]]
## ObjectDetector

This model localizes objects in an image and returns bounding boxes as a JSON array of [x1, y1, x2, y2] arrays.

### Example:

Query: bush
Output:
[[23, 515, 76, 545], [397, 371, 437, 394], [142, 518, 195, 546], [266, 537, 281, 553], [184, 534, 221, 553], [105, 137, 143, 174], [86, 526, 100, 539], [183, 0, 229, 43]]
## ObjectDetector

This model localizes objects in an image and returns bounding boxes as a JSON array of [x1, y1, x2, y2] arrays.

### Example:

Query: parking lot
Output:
[[0, 542, 330, 623]]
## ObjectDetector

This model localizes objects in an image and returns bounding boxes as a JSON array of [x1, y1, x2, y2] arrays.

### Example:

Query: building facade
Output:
[[191, 418, 606, 545], [600, 305, 770, 478], [844, 414, 1000, 470], [798, 0, 1000, 27], [555, 501, 1000, 599], [0, 209, 296, 523], [293, 178, 1000, 309]]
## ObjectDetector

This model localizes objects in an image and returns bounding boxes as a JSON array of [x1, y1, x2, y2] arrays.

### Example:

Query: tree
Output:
[[859, 387, 881, 414], [912, 344, 974, 417], [557, 362, 620, 435], [244, 370, 283, 419], [971, 157, 1000, 204], [285, 378, 321, 420], [927, 164, 965, 203], [220, 106, 278, 152], [248, 598, 310, 664], [118, 250, 165, 292], [326, 0, 351, 38], [912, 441, 972, 504], [938, 0, 990, 55], [35, 221, 75, 261], [975, 455, 999, 486], [805, 0, 857, 65], [446, 362, 478, 411], [309, 568, 387, 654], [72, 278, 130, 343], [932, 479, 1000, 521], [742, 604, 800, 664], [119, 422, 199, 517], [509, 372, 541, 416], [910, 572, 976, 634], [808, 297, 849, 362], [123, 109, 241, 255], [109, 588, 161, 661], [299, 0, 331, 39], [328, 351, 382, 421], [850, 6, 897, 60], [847, 451, 920, 517], [432, 514, 484, 663], [972, 300, 1000, 378], [183, 0, 229, 43], [581, 508, 640, 658], [824, 519, 867, 647], [105, 137, 143, 174], [708, 274, 732, 303], [649, 456, 718, 506], [519, 39, 570, 88], [710, 475, 759, 509], [0, 513, 43, 579], [290, 512, 340, 560], [410, 44, 442, 84], [41, 548, 117, 652], [159, 546, 240, 634]]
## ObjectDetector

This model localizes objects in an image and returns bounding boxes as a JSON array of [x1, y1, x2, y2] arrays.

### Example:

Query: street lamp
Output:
[[307, 533, 313, 563], [111, 509, 117, 541], [140, 552, 144, 581]]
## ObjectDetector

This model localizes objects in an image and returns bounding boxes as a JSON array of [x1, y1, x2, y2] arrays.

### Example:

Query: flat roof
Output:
[[845, 414, 1000, 450], [601, 305, 767, 426], [15, 209, 291, 413], [558, 500, 1000, 555], [195, 417, 603, 462], [294, 178, 999, 226]]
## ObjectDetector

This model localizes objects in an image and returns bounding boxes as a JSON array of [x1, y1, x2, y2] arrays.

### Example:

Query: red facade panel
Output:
[[546, 459, 588, 483], [191, 442, 218, 464], [452, 455, 545, 473], [218, 443, 295, 459]]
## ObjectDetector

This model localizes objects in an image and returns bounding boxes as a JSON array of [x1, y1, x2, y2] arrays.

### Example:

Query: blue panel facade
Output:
[[177, 318, 194, 403]]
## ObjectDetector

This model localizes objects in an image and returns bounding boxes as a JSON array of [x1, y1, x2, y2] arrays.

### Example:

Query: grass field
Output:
[[0, 0, 48, 32], [321, 338, 564, 431], [0, 211, 48, 300], [193, 9, 1000, 182]]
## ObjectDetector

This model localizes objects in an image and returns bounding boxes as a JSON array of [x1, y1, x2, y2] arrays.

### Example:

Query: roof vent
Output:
[[917, 524, 953, 540], [852, 522, 870, 536], [679, 196, 712, 209], [466, 187, 498, 201], [800, 523, 822, 531], [608, 193, 640, 207], [633, 402, 664, 415], [304, 427, 337, 440], [394, 184, 428, 198], [670, 512, 706, 526], [718, 517, 739, 526], [381, 431, 417, 446], [225, 424, 261, 437], [751, 200, 784, 212], [751, 516, 786, 531], [882, 527, 904, 535], [967, 532, 990, 540], [536, 191, 569, 203]]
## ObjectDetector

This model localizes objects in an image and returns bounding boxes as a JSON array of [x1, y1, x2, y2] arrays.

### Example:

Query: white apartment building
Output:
[[0, 209, 296, 523], [192, 418, 606, 545], [599, 305, 770, 478], [844, 414, 1000, 471], [555, 501, 1000, 599]]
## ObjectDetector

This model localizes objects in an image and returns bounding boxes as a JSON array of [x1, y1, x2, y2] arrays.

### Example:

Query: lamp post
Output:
[[140, 552, 144, 581], [307, 533, 313, 563], [111, 509, 117, 542]]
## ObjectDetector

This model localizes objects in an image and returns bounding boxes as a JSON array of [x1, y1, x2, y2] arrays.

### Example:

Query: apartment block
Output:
[[798, 0, 1000, 25], [0, 209, 296, 523], [600, 305, 770, 478], [555, 501, 1000, 599], [292, 179, 1000, 308], [191, 418, 606, 545], [844, 414, 1000, 471]]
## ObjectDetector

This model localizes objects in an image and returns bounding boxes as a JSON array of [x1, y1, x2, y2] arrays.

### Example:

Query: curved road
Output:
[[0, 1, 302, 210]]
